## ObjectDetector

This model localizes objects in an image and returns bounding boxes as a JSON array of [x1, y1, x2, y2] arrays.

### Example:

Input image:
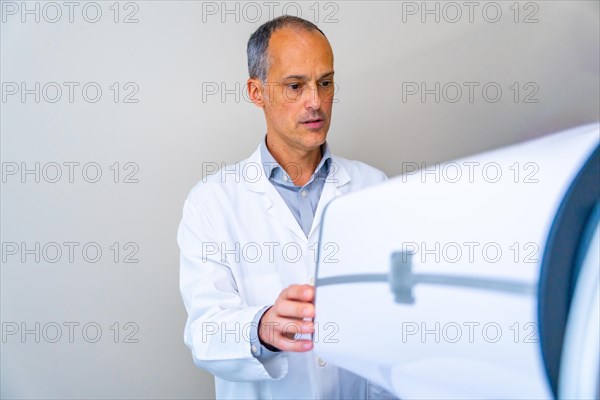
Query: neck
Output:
[[266, 134, 322, 186]]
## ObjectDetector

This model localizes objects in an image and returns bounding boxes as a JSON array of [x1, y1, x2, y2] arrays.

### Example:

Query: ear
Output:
[[247, 78, 265, 108]]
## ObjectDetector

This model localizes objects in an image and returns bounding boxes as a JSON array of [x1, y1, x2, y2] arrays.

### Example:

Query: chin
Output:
[[304, 132, 327, 147]]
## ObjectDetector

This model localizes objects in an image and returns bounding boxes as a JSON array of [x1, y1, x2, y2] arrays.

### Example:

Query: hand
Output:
[[258, 284, 315, 352]]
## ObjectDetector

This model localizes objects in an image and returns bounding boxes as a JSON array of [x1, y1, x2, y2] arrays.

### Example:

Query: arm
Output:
[[178, 191, 287, 381]]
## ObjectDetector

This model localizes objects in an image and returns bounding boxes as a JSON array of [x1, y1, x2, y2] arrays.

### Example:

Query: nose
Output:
[[304, 82, 321, 110]]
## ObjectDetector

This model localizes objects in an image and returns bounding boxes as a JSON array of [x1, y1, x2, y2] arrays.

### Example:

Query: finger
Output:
[[260, 318, 314, 342], [282, 284, 314, 302], [273, 332, 313, 352], [259, 316, 314, 346], [276, 319, 314, 335], [274, 299, 314, 319]]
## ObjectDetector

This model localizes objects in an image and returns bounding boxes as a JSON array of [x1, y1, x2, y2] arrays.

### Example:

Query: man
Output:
[[178, 16, 388, 398]]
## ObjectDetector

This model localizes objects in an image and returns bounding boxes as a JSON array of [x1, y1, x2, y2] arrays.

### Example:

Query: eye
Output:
[[287, 83, 302, 91], [320, 80, 333, 88]]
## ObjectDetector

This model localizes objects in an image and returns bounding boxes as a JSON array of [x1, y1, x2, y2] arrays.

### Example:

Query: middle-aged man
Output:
[[178, 16, 390, 399]]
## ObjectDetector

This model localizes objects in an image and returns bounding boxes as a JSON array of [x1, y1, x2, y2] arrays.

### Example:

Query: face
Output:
[[250, 27, 335, 153]]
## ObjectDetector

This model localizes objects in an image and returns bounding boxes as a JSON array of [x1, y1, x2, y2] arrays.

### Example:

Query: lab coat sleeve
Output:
[[178, 187, 288, 381]]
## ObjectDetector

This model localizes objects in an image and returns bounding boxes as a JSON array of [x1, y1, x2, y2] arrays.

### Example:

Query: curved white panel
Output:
[[314, 124, 599, 399]]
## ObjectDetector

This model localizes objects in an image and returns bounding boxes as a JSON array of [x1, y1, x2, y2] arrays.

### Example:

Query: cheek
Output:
[[279, 102, 300, 125], [267, 104, 297, 129]]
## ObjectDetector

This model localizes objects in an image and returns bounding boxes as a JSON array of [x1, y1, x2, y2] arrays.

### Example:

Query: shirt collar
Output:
[[260, 136, 331, 185]]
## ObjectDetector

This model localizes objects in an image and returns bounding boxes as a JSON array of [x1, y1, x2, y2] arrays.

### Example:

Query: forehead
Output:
[[267, 27, 333, 78]]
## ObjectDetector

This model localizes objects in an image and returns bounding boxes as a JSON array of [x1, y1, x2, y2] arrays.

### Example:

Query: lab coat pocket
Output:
[[241, 267, 283, 306]]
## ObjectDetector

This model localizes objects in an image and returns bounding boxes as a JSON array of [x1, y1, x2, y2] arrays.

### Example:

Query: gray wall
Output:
[[1, 1, 598, 399]]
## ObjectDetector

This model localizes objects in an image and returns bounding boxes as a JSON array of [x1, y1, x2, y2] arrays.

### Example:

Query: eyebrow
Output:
[[282, 71, 335, 81]]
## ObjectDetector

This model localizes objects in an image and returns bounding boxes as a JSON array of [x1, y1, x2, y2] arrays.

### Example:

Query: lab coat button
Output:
[[251, 345, 258, 354], [318, 358, 326, 367], [309, 277, 315, 285]]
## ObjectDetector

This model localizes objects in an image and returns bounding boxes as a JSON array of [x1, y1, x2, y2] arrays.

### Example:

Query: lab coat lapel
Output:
[[244, 145, 308, 243], [265, 183, 308, 243], [309, 156, 351, 239]]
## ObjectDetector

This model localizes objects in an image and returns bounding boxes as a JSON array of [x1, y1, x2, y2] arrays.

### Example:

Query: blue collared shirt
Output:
[[249, 138, 331, 359], [259, 138, 331, 237]]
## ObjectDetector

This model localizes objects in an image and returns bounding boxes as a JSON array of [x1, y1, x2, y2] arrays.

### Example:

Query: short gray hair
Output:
[[247, 16, 326, 83]]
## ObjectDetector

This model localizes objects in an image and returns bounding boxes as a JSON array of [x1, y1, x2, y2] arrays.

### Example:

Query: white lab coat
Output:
[[178, 144, 388, 399]]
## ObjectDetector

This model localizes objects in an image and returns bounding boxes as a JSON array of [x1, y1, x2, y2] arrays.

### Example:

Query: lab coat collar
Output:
[[244, 143, 351, 242]]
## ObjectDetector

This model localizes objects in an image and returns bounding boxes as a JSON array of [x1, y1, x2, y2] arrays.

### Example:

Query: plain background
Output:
[[1, 1, 598, 398]]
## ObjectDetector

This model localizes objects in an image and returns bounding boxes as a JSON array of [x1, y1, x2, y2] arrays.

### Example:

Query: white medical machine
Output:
[[314, 123, 599, 399]]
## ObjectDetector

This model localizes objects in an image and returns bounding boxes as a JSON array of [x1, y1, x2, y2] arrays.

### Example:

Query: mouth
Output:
[[300, 118, 325, 130]]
